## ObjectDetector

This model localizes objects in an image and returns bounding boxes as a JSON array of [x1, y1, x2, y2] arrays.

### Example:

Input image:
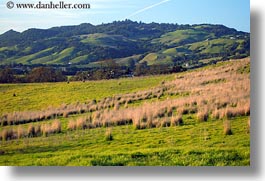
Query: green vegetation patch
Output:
[[0, 116, 250, 166], [0, 74, 174, 115]]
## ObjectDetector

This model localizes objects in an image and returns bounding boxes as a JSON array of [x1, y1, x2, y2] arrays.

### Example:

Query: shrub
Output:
[[114, 103, 120, 111], [87, 123, 95, 129], [171, 115, 183, 126], [247, 119, 250, 134], [9, 129, 16, 140], [35, 125, 41, 136], [76, 117, 87, 129], [178, 107, 189, 115], [132, 112, 141, 129], [197, 110, 208, 122], [63, 111, 69, 118], [27, 124, 35, 137], [68, 120, 76, 131], [105, 128, 113, 141], [161, 118, 171, 127], [1, 129, 8, 141], [244, 105, 250, 116], [225, 107, 246, 119], [224, 120, 233, 135], [139, 123, 147, 129], [189, 107, 198, 114], [166, 107, 173, 117], [1, 129, 15, 141], [52, 120, 61, 133], [146, 119, 155, 128], [39, 113, 45, 121], [41, 120, 61, 136], [154, 107, 167, 118], [124, 101, 128, 108], [40, 124, 47, 136], [41, 124, 50, 137], [134, 121, 141, 130], [212, 109, 220, 119], [17, 126, 26, 139], [115, 118, 132, 126]]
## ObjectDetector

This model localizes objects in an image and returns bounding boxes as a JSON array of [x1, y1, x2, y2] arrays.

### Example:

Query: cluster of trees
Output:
[[70, 59, 186, 81], [0, 67, 66, 83], [0, 58, 187, 83]]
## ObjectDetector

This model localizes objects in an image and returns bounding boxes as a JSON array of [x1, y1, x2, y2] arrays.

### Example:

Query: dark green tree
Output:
[[27, 67, 66, 83], [0, 68, 16, 83], [134, 62, 148, 76]]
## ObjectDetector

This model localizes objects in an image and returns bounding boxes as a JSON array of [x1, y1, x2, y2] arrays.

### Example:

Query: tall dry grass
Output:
[[171, 115, 183, 126], [197, 109, 209, 122], [247, 119, 250, 134], [105, 128, 113, 141], [224, 120, 233, 135], [0, 58, 250, 138], [17, 126, 26, 139]]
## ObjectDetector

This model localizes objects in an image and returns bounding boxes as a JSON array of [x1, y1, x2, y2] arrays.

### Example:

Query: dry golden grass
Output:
[[63, 111, 69, 118], [160, 118, 171, 127], [105, 128, 113, 141], [52, 120, 61, 133], [113, 103, 120, 111], [27, 124, 35, 137], [67, 120, 76, 131], [1, 129, 8, 141], [224, 120, 233, 135], [41, 120, 62, 136], [35, 125, 41, 136], [1, 129, 16, 141], [77, 58, 249, 130], [76, 117, 87, 129], [0, 58, 250, 138], [1, 59, 249, 130], [171, 115, 183, 126], [247, 119, 250, 134], [17, 126, 26, 139], [0, 120, 62, 140], [197, 109, 209, 122]]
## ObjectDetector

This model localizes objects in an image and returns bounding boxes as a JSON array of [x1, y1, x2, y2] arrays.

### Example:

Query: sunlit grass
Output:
[[0, 74, 174, 115]]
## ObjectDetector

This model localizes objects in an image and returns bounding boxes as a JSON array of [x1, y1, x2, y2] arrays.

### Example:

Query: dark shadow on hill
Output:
[[9, 11, 261, 179]]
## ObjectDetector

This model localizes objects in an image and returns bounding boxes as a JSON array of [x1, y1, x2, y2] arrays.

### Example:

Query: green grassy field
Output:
[[0, 58, 250, 166], [0, 75, 174, 115], [0, 116, 249, 166]]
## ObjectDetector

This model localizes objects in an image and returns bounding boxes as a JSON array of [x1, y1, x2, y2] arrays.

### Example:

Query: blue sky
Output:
[[0, 0, 250, 34]]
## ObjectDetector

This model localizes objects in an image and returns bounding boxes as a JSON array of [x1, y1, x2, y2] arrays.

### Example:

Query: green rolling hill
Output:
[[0, 20, 249, 68]]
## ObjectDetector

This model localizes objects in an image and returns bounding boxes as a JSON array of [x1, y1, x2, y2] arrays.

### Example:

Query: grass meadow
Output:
[[0, 75, 174, 114], [0, 58, 250, 166]]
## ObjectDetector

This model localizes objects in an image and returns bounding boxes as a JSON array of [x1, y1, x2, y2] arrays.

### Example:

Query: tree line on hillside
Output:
[[0, 59, 186, 83], [69, 59, 186, 81], [0, 67, 66, 83]]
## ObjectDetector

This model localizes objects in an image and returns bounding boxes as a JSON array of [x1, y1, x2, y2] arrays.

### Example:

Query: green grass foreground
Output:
[[0, 116, 249, 166]]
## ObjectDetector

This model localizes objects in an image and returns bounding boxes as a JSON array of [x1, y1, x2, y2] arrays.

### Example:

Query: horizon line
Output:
[[0, 20, 249, 35]]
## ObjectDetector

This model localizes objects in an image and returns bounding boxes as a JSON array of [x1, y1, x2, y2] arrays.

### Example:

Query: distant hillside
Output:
[[0, 20, 249, 67]]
